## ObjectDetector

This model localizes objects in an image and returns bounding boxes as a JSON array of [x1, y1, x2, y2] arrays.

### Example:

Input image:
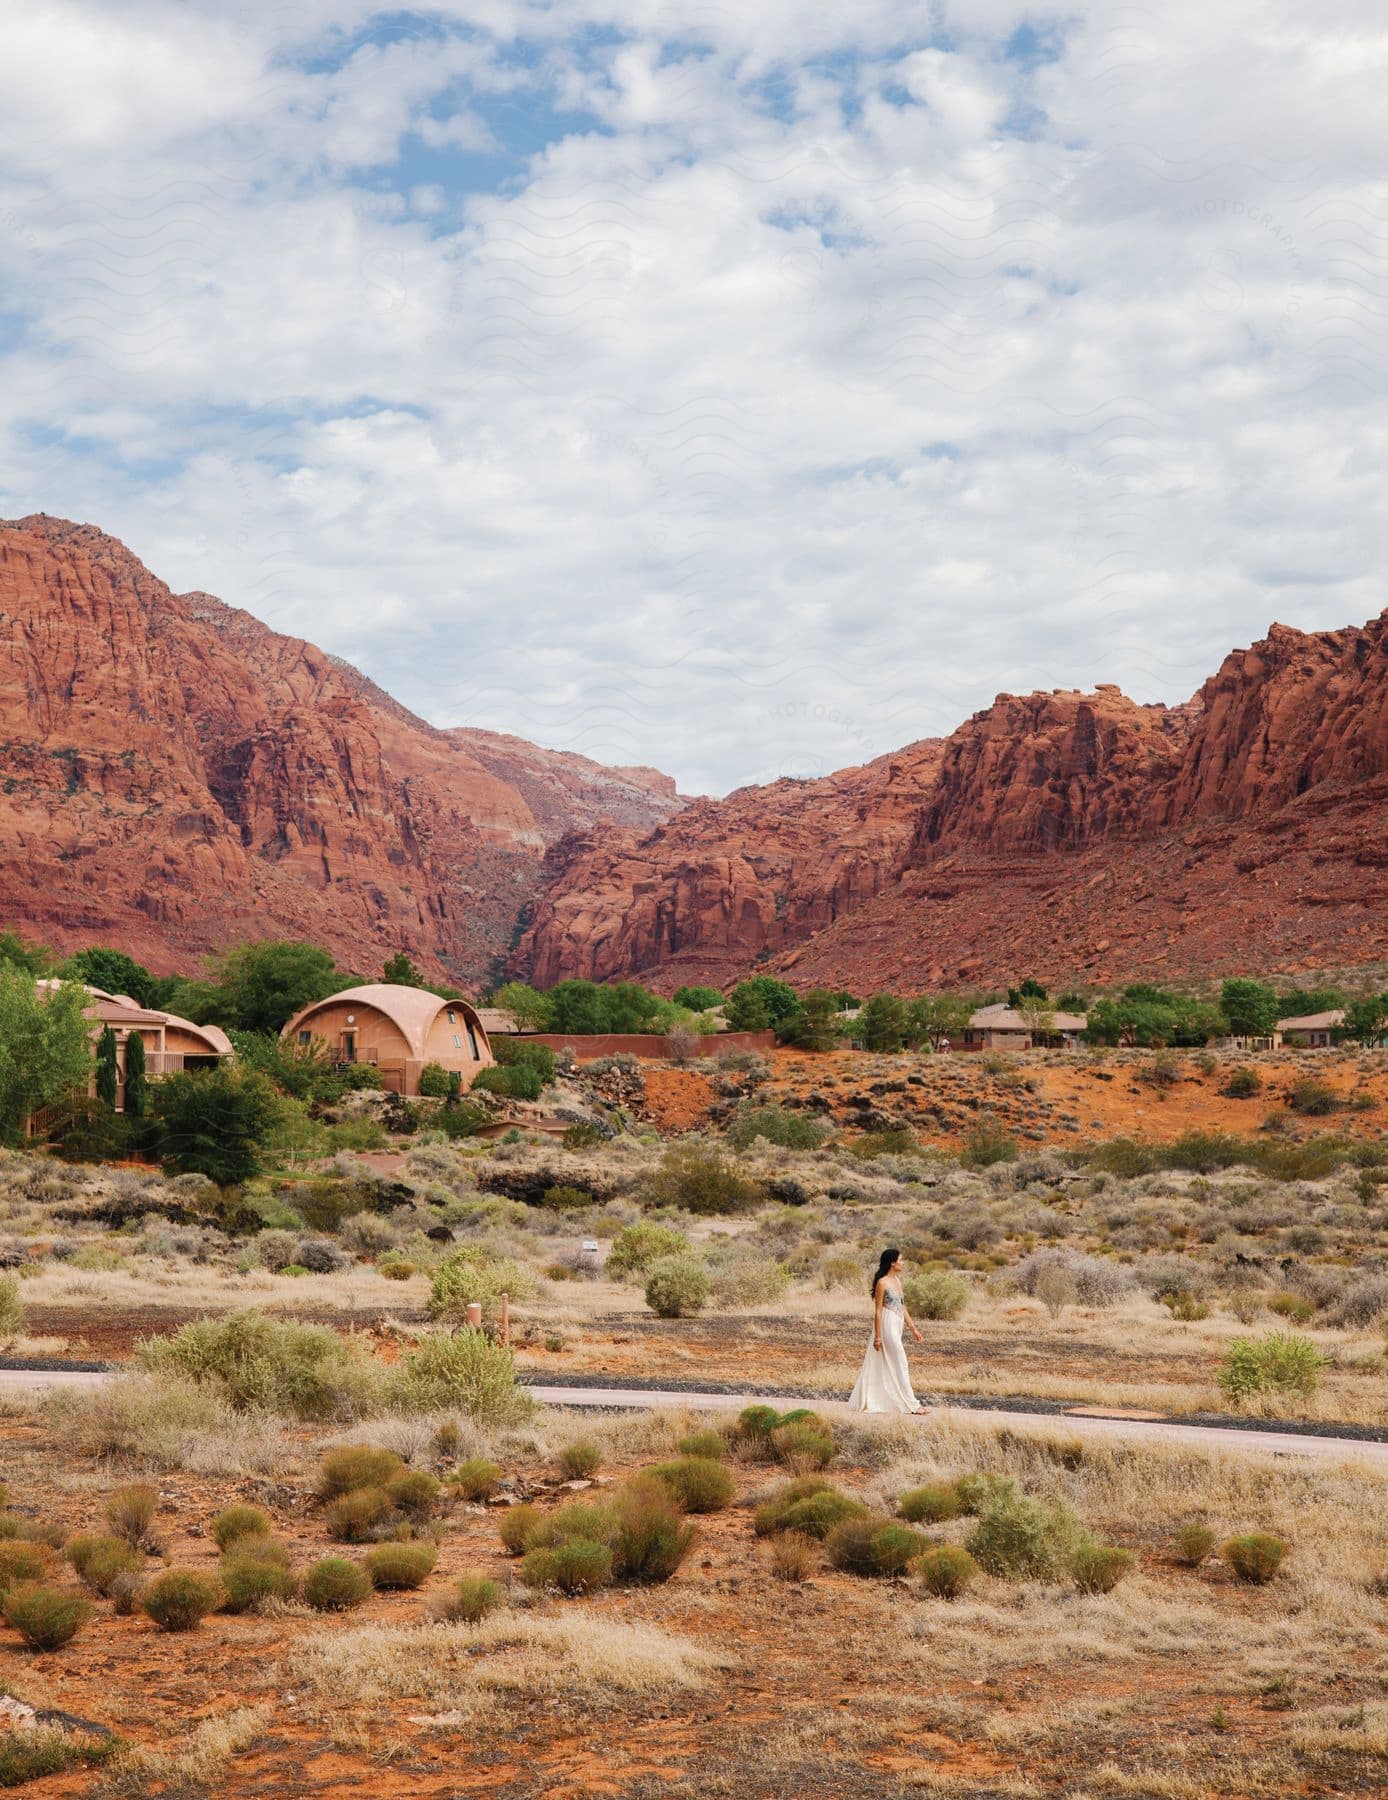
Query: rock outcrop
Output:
[[518, 611, 1388, 990], [0, 515, 682, 980]]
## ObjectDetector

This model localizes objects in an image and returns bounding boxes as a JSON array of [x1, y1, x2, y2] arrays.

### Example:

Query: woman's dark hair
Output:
[[871, 1247, 900, 1295]]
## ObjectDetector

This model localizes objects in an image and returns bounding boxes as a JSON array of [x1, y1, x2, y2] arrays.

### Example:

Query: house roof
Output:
[[476, 1007, 519, 1035], [283, 984, 485, 1060], [1276, 1010, 1345, 1032], [36, 980, 232, 1050], [969, 1003, 1089, 1033], [160, 1012, 234, 1055]]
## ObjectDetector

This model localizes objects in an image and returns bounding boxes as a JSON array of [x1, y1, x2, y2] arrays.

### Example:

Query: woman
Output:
[[848, 1247, 927, 1414]]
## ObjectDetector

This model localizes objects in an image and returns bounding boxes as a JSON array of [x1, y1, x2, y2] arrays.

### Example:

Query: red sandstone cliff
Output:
[[0, 516, 682, 981], [517, 612, 1388, 991]]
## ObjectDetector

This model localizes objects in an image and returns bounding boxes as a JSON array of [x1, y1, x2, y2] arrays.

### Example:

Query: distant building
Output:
[[282, 983, 494, 1096], [963, 1003, 1089, 1051], [1275, 1009, 1345, 1048], [37, 980, 233, 1110], [475, 1006, 520, 1037]]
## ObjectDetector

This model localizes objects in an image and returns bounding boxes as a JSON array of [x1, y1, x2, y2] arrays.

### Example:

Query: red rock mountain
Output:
[[0, 516, 681, 981], [517, 615, 1388, 991]]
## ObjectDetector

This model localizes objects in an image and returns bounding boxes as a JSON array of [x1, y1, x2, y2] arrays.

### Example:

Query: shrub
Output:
[[559, 1440, 602, 1479], [1287, 1079, 1340, 1117], [678, 1429, 726, 1460], [387, 1470, 440, 1520], [1223, 1067, 1262, 1099], [1070, 1542, 1135, 1593], [294, 1236, 347, 1275], [0, 1728, 115, 1784], [966, 1491, 1086, 1580], [418, 1063, 458, 1099], [220, 1548, 296, 1612], [318, 1446, 406, 1499], [734, 1404, 781, 1446], [143, 1569, 221, 1631], [428, 1248, 536, 1321], [899, 1483, 962, 1525], [326, 1487, 393, 1543], [765, 1490, 869, 1542], [303, 1557, 372, 1611], [1013, 1250, 1132, 1310], [473, 1064, 544, 1101], [1218, 1331, 1325, 1405], [3, 1584, 91, 1650], [915, 1545, 977, 1598], [951, 1473, 1017, 1516], [868, 1522, 927, 1576], [644, 1254, 709, 1318], [606, 1222, 689, 1279], [770, 1420, 836, 1470], [648, 1457, 735, 1514], [105, 1483, 158, 1550], [645, 1141, 764, 1215], [436, 1575, 504, 1623], [0, 1542, 49, 1591], [962, 1116, 1018, 1169], [138, 1309, 384, 1421], [1174, 1523, 1215, 1567], [610, 1479, 697, 1583], [379, 1257, 416, 1282], [825, 1515, 924, 1577], [1223, 1533, 1286, 1584], [706, 1251, 793, 1309], [542, 1185, 595, 1212], [66, 1535, 141, 1597], [212, 1504, 272, 1552], [364, 1542, 437, 1589], [390, 1330, 533, 1426], [0, 1274, 23, 1342], [152, 1064, 279, 1185], [451, 1457, 502, 1501], [498, 1504, 542, 1556], [521, 1540, 613, 1595], [727, 1106, 829, 1151], [769, 1532, 818, 1582], [902, 1269, 969, 1322]]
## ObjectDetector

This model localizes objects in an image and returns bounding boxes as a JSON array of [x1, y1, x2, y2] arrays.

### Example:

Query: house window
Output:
[[299, 1031, 312, 1046], [447, 1011, 456, 1024], [466, 1022, 480, 1060], [452, 1034, 462, 1049]]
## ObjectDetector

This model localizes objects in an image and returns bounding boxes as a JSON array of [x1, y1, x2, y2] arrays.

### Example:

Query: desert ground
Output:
[[0, 1042, 1384, 1796]]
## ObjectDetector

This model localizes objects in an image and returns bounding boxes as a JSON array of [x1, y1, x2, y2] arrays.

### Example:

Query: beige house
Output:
[[37, 980, 233, 1110], [1275, 1009, 1344, 1048], [963, 1003, 1089, 1050], [282, 984, 494, 1096]]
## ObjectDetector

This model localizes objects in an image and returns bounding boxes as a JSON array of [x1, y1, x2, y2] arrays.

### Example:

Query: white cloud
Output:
[[1, 1, 1387, 794]]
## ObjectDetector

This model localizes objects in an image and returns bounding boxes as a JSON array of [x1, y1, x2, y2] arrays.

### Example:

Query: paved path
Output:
[[3, 1367, 1383, 1471]]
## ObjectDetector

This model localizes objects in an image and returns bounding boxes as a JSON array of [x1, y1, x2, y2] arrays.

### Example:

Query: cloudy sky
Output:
[[2, 2, 1386, 795]]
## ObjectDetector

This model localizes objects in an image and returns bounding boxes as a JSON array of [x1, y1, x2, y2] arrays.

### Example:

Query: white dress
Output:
[[848, 1285, 922, 1413]]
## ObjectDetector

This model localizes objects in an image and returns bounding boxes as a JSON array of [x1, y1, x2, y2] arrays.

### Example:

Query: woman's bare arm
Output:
[[873, 1280, 885, 1351], [902, 1301, 924, 1344]]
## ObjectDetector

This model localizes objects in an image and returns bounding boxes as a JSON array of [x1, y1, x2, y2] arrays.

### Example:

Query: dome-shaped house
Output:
[[281, 984, 494, 1095]]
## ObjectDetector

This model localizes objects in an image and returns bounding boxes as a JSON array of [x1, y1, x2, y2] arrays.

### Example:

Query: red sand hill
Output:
[[518, 615, 1388, 991], [0, 516, 681, 981]]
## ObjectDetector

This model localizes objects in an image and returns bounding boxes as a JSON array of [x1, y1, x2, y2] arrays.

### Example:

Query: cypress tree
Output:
[[94, 1026, 119, 1111], [124, 1030, 148, 1117]]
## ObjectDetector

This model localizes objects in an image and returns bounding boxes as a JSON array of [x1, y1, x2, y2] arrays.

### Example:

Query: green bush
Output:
[[647, 1457, 735, 1514], [303, 1557, 372, 1611], [1223, 1067, 1262, 1099], [3, 1584, 91, 1650], [418, 1063, 459, 1098], [899, 1483, 962, 1524], [104, 1482, 158, 1550], [386, 1470, 440, 1520], [390, 1329, 534, 1425], [644, 1254, 709, 1318], [493, 1039, 557, 1082], [0, 1274, 23, 1343], [606, 1222, 690, 1278], [727, 1106, 829, 1151], [434, 1101, 490, 1140], [427, 1248, 536, 1321], [152, 1065, 279, 1186], [902, 1270, 970, 1322], [318, 1446, 406, 1499], [915, 1545, 977, 1598], [473, 1064, 544, 1101], [826, 1515, 925, 1577], [966, 1491, 1086, 1580], [212, 1504, 271, 1552], [610, 1480, 696, 1583], [138, 1309, 385, 1421], [1223, 1533, 1286, 1584], [770, 1420, 836, 1470], [951, 1473, 1017, 1516], [1070, 1542, 1135, 1593], [645, 1142, 764, 1215], [0, 1727, 115, 1784], [326, 1487, 392, 1543], [1287, 1079, 1340, 1117], [439, 1575, 504, 1623], [1218, 1331, 1325, 1405], [734, 1404, 781, 1444], [498, 1504, 542, 1556], [66, 1535, 141, 1597], [143, 1569, 222, 1632], [757, 1487, 869, 1542], [0, 1542, 50, 1592], [962, 1116, 1019, 1169], [677, 1429, 726, 1460], [559, 1441, 602, 1479], [521, 1540, 613, 1595], [364, 1542, 437, 1589], [451, 1457, 502, 1501], [1174, 1523, 1215, 1566], [542, 1185, 595, 1212], [220, 1548, 296, 1612]]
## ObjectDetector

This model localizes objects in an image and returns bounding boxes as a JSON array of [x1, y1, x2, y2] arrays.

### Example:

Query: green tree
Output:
[[601, 983, 666, 1033], [152, 1065, 278, 1186], [777, 989, 841, 1051], [0, 930, 52, 975], [545, 980, 606, 1035], [1007, 977, 1049, 1006], [0, 969, 94, 1144], [61, 947, 158, 1006], [906, 994, 971, 1051], [1343, 994, 1388, 1047], [1016, 997, 1057, 1042], [727, 976, 798, 1032], [382, 951, 424, 987], [94, 1026, 119, 1110], [199, 942, 341, 1033], [1220, 978, 1280, 1039], [490, 982, 553, 1032], [123, 1029, 148, 1118], [673, 985, 723, 1012], [858, 993, 909, 1053], [1278, 986, 1346, 1017]]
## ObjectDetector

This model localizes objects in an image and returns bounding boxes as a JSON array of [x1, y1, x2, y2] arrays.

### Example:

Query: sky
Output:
[[2, 2, 1386, 796]]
